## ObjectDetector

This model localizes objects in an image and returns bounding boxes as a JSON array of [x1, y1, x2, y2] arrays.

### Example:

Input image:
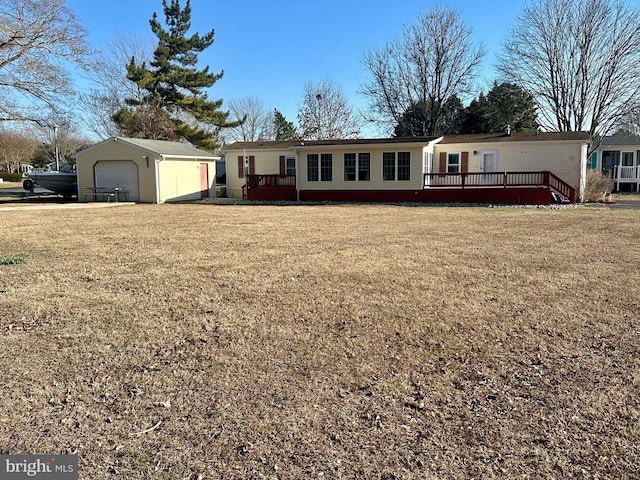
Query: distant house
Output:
[[591, 135, 640, 192], [222, 131, 590, 204], [74, 137, 219, 203]]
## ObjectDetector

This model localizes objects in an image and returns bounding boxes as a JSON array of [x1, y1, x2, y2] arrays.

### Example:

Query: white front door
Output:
[[480, 150, 498, 184]]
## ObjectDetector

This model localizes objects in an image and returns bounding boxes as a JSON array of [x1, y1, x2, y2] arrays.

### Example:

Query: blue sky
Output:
[[66, 0, 530, 136]]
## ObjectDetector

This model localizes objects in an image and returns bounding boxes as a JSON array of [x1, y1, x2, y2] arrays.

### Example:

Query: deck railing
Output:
[[616, 165, 640, 181], [246, 174, 296, 189], [424, 170, 576, 203]]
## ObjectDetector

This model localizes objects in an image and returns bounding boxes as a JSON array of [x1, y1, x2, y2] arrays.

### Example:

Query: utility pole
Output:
[[53, 124, 60, 171]]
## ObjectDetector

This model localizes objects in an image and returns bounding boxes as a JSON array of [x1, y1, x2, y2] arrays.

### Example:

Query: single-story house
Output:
[[222, 131, 590, 204], [590, 135, 640, 192], [74, 137, 219, 203]]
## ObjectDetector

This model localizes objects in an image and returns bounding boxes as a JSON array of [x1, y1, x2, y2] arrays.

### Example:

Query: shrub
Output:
[[0, 172, 24, 182], [584, 169, 613, 202]]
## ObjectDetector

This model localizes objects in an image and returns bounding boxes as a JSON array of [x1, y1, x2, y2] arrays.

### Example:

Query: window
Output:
[[398, 152, 410, 180], [602, 151, 620, 169], [321, 154, 333, 181], [344, 153, 371, 181], [447, 153, 460, 173], [307, 153, 332, 181], [383, 152, 396, 181], [286, 156, 296, 175], [344, 153, 356, 181], [383, 152, 411, 181], [307, 154, 318, 181]]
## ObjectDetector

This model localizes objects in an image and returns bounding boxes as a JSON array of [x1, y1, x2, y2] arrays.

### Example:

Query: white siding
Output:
[[434, 141, 585, 189], [297, 145, 426, 191], [225, 148, 292, 199], [76, 141, 157, 202]]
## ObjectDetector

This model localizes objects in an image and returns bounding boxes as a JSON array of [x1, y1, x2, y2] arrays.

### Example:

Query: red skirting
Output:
[[299, 188, 551, 205], [246, 188, 297, 201]]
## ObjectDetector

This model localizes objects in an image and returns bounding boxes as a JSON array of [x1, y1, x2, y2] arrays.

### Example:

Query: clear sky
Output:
[[66, 0, 531, 136]]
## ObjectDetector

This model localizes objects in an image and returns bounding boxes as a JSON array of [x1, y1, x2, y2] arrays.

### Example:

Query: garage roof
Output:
[[74, 137, 219, 159]]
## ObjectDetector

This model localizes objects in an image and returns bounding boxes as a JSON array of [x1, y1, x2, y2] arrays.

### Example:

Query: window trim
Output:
[[382, 151, 411, 181], [285, 156, 296, 175], [307, 153, 333, 182], [447, 152, 461, 174], [344, 152, 371, 182]]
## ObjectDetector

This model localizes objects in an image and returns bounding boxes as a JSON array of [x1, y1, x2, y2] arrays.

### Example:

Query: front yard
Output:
[[1, 204, 639, 478]]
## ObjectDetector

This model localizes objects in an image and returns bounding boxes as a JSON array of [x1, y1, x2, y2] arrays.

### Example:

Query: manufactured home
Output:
[[223, 132, 590, 204]]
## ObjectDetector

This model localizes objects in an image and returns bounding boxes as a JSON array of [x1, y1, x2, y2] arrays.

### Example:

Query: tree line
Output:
[[1, 0, 640, 160]]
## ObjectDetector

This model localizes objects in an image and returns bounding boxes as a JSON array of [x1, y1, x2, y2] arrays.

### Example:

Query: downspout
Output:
[[579, 143, 588, 203], [294, 149, 300, 201], [155, 156, 164, 204]]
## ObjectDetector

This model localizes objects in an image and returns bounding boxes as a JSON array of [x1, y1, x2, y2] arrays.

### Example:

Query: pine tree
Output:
[[273, 110, 298, 141], [115, 0, 237, 150]]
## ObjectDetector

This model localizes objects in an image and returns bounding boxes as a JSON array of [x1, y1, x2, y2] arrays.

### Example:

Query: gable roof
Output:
[[224, 132, 590, 151], [74, 137, 219, 159]]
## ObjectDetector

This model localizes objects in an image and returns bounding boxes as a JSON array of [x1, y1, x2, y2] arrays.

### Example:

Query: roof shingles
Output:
[[224, 132, 590, 150]]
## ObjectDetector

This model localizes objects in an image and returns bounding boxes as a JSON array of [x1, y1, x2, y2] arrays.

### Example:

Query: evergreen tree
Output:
[[394, 96, 465, 137], [273, 109, 298, 141], [459, 93, 489, 134], [460, 82, 538, 134], [114, 0, 237, 150], [484, 82, 538, 133]]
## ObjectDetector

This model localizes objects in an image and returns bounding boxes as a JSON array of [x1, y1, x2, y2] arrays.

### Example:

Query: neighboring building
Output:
[[591, 135, 640, 192], [74, 137, 219, 203], [223, 131, 590, 204]]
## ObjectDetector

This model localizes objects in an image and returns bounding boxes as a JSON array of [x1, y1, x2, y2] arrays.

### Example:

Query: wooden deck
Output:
[[244, 171, 575, 204]]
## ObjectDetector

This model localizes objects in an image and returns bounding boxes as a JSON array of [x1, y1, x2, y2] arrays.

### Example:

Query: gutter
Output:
[[155, 157, 162, 204]]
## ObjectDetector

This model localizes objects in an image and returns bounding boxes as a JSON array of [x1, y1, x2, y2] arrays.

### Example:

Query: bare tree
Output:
[[361, 4, 485, 136], [0, 0, 89, 125], [615, 107, 640, 136], [224, 97, 273, 142], [298, 79, 361, 140], [0, 129, 38, 172], [498, 0, 640, 138], [77, 32, 153, 138]]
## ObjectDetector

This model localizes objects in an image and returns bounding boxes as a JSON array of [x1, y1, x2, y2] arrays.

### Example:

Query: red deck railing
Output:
[[243, 174, 297, 200], [246, 174, 296, 189], [424, 171, 575, 203]]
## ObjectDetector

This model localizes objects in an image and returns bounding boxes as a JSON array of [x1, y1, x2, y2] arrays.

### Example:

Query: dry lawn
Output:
[[1, 203, 639, 479]]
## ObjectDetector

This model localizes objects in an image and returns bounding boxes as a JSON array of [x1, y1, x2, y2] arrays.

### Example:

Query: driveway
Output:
[[607, 198, 640, 210]]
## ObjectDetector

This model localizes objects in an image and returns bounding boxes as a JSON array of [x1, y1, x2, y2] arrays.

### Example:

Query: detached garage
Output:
[[74, 137, 219, 203]]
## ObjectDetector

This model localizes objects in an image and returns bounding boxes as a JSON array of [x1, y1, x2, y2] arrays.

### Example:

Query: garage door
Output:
[[94, 160, 139, 202]]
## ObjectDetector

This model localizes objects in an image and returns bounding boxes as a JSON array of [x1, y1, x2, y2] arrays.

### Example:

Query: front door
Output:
[[480, 151, 498, 184]]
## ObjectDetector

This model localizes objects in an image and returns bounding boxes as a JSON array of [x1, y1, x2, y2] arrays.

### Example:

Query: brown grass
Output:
[[1, 204, 639, 479]]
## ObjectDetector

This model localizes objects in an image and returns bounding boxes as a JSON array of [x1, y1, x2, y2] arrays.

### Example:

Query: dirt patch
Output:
[[1, 204, 639, 478]]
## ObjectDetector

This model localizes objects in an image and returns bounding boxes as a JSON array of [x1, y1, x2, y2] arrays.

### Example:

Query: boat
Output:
[[24, 163, 78, 198]]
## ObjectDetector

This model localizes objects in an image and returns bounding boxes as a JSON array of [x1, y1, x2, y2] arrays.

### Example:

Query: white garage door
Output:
[[94, 160, 139, 202]]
